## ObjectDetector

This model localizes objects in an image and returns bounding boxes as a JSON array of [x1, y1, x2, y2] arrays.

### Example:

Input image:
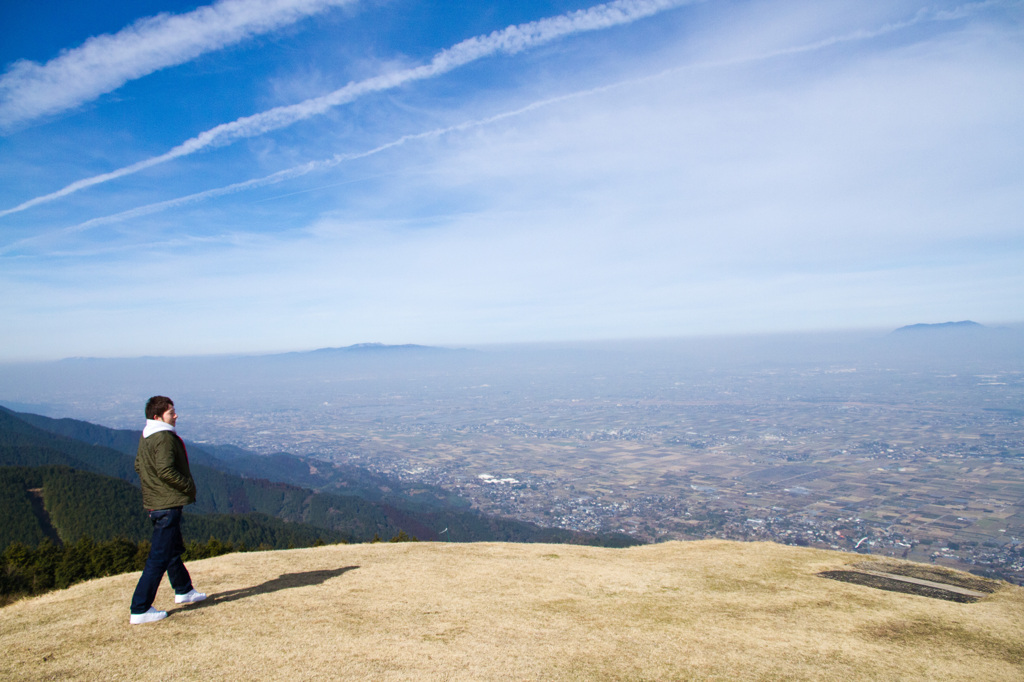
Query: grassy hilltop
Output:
[[2, 540, 1022, 681]]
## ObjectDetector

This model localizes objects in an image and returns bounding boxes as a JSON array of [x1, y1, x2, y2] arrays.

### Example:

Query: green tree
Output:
[[55, 536, 94, 589], [92, 538, 138, 577], [32, 539, 61, 592]]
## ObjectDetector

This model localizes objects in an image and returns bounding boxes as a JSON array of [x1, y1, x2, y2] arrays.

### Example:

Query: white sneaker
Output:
[[130, 607, 168, 625], [174, 588, 207, 604]]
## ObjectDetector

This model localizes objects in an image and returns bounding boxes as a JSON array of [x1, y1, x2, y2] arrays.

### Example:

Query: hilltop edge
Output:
[[2, 540, 1021, 680]]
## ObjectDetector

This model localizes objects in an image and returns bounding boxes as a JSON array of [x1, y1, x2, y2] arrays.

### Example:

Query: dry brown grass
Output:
[[1, 540, 1021, 681]]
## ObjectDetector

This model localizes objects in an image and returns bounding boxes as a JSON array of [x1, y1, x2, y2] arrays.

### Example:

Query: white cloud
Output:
[[19, 0, 1014, 241], [0, 0, 358, 130], [0, 0, 691, 218]]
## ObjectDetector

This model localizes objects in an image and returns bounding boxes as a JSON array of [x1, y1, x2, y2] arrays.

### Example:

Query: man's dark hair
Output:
[[145, 396, 174, 420]]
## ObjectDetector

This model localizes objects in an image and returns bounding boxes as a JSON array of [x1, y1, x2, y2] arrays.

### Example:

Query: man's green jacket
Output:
[[135, 430, 196, 510]]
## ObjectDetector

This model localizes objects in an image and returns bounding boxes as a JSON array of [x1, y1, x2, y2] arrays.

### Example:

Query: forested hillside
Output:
[[0, 466, 347, 550], [17, 409, 471, 511], [0, 462, 350, 604], [0, 410, 400, 546], [0, 408, 136, 481], [0, 407, 639, 551], [0, 466, 146, 547]]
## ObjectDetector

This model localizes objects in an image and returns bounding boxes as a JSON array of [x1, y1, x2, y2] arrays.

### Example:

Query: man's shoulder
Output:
[[142, 430, 180, 449]]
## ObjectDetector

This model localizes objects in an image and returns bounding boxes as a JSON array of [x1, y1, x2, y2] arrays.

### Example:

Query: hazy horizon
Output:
[[1, 319, 1022, 364], [2, 324, 1021, 429]]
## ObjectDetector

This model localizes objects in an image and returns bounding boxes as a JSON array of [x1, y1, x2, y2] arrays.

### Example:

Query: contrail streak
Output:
[[0, 0, 359, 130], [2, 0, 1005, 257], [0, 0, 692, 219], [0, 94, 588, 256], [65, 96, 589, 230]]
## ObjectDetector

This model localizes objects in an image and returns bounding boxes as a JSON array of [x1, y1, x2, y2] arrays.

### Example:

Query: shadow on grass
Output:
[[186, 566, 359, 608], [818, 570, 981, 603]]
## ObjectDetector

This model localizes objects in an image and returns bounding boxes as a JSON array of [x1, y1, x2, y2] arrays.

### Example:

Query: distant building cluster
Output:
[[157, 355, 1024, 585]]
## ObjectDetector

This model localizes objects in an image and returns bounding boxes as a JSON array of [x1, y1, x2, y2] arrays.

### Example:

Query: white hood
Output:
[[143, 419, 175, 438]]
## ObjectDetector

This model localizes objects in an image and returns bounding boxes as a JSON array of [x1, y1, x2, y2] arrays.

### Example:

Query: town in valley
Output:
[[4, 332, 1022, 583]]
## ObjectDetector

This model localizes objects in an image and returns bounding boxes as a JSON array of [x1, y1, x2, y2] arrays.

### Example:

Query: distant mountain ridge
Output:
[[892, 320, 986, 333], [48, 342, 469, 363], [277, 342, 470, 357], [880, 321, 1023, 367]]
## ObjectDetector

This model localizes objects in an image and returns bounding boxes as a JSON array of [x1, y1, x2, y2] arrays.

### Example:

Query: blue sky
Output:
[[0, 0, 1021, 360]]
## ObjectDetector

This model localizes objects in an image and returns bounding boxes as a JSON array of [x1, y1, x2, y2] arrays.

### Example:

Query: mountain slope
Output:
[[0, 408, 399, 544], [0, 466, 148, 547], [13, 408, 468, 509], [0, 408, 136, 481], [1, 540, 1020, 680], [8, 412, 142, 461], [0, 466, 348, 551], [1, 408, 638, 547]]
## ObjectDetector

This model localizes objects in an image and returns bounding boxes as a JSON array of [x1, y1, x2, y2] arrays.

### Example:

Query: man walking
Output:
[[129, 396, 206, 624]]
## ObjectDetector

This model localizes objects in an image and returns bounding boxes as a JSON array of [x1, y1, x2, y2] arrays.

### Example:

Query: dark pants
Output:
[[130, 507, 193, 614]]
